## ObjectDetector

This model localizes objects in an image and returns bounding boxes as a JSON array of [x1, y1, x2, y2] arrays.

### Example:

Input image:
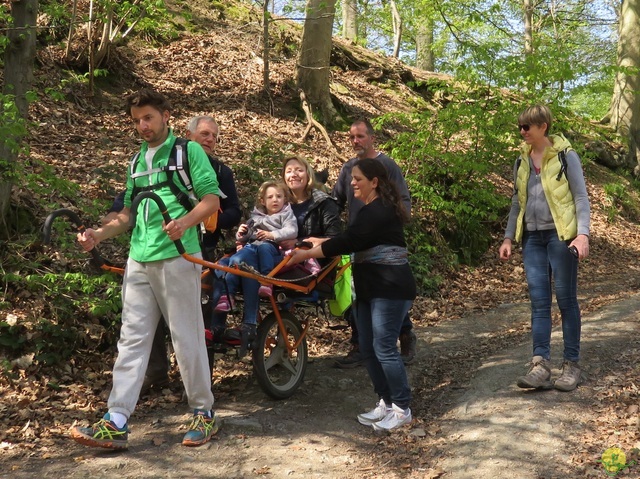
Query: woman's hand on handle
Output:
[[304, 236, 329, 248], [287, 248, 310, 265]]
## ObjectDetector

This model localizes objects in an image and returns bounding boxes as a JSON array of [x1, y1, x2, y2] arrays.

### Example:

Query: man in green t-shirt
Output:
[[70, 89, 220, 450]]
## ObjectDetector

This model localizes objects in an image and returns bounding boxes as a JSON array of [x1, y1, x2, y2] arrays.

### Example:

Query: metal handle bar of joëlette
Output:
[[129, 191, 344, 295], [42, 208, 125, 275]]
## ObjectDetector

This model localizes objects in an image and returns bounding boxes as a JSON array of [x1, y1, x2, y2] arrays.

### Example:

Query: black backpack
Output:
[[128, 138, 219, 232]]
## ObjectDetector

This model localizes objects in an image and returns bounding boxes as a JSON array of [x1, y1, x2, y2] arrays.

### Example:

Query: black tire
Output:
[[252, 310, 308, 399]]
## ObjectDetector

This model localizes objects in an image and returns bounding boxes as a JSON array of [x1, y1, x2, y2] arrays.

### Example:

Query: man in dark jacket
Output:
[[186, 116, 242, 256]]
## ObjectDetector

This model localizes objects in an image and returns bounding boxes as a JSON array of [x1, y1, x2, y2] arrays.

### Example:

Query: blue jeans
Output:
[[522, 230, 581, 362], [211, 243, 281, 327], [354, 298, 413, 409], [349, 310, 412, 345]]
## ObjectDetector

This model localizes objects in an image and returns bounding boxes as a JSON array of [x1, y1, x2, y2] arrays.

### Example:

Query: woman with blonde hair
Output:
[[499, 104, 590, 392]]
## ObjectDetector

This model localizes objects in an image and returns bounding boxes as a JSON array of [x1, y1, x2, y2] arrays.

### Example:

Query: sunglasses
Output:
[[518, 124, 531, 131]]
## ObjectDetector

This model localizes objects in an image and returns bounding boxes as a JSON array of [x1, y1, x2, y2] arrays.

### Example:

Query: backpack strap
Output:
[[128, 138, 195, 213], [556, 148, 569, 181], [513, 157, 523, 195], [208, 156, 228, 199], [513, 147, 570, 194]]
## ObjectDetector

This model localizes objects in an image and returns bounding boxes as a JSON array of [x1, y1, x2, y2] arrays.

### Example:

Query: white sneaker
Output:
[[372, 403, 412, 431], [357, 399, 391, 426]]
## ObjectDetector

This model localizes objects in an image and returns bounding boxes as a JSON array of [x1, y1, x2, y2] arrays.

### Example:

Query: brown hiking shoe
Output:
[[516, 355, 552, 389], [554, 360, 581, 391]]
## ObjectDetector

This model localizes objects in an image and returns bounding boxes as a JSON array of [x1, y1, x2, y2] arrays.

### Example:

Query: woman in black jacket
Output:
[[279, 156, 342, 251], [288, 158, 416, 431]]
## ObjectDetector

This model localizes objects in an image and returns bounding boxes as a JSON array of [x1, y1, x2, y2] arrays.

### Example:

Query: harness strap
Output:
[[174, 144, 194, 195]]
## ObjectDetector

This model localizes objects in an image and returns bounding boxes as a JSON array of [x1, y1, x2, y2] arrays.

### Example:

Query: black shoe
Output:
[[334, 345, 364, 369], [239, 323, 257, 358], [399, 330, 417, 365]]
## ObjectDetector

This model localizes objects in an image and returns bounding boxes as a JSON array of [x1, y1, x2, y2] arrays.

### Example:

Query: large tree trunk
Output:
[[0, 0, 38, 238], [342, 0, 357, 41], [416, 17, 435, 71], [297, 0, 342, 127], [609, 0, 640, 138]]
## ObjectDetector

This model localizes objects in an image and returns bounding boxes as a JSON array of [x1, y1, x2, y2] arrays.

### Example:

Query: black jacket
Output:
[[297, 188, 342, 239]]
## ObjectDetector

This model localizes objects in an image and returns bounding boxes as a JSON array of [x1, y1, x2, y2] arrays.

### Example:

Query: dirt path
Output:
[[434, 296, 640, 478], [2, 295, 638, 479]]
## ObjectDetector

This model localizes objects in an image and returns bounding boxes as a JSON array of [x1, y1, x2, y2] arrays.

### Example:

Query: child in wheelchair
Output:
[[211, 180, 299, 355]]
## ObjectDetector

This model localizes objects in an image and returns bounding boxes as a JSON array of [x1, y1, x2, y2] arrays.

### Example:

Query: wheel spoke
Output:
[[280, 356, 298, 375], [263, 345, 281, 370]]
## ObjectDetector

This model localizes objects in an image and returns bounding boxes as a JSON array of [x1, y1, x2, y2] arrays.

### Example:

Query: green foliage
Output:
[[378, 89, 516, 291], [0, 4, 12, 57], [603, 182, 640, 223], [44, 69, 110, 101], [136, 12, 182, 44], [0, 321, 27, 352], [23, 158, 82, 210], [0, 240, 122, 365], [38, 0, 72, 43], [404, 218, 446, 294], [232, 140, 290, 212], [0, 94, 30, 178]]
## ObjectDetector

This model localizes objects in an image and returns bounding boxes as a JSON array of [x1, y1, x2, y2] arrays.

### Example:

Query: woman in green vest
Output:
[[499, 104, 590, 392]]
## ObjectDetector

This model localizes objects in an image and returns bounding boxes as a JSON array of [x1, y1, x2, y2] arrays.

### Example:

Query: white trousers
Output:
[[107, 254, 214, 418]]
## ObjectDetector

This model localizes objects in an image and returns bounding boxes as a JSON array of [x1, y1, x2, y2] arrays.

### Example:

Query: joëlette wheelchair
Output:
[[43, 191, 348, 399]]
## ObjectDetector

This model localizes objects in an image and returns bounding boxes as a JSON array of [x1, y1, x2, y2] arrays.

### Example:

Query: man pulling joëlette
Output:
[[71, 89, 221, 450]]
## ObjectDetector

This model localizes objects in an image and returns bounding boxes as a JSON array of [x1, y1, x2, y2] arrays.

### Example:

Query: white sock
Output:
[[109, 412, 128, 429]]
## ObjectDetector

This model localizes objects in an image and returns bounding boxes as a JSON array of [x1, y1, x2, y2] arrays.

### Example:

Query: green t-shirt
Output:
[[124, 130, 219, 262]]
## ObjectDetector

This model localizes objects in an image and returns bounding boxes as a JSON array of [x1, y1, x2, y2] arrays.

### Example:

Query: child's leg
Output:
[[256, 243, 281, 275], [224, 245, 259, 295]]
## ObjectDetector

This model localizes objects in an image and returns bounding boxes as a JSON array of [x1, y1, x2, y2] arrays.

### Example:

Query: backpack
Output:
[[128, 138, 219, 233], [513, 148, 569, 195]]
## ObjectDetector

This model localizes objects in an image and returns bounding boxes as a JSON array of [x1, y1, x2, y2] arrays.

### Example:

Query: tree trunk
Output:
[[263, 0, 271, 94], [342, 0, 357, 41], [609, 0, 640, 138], [390, 0, 402, 58], [629, 114, 640, 175], [0, 0, 38, 237], [416, 17, 434, 71], [523, 0, 533, 56], [297, 0, 342, 127]]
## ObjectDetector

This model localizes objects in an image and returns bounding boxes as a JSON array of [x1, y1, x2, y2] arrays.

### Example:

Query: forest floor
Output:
[[2, 250, 640, 479], [2, 4, 640, 478]]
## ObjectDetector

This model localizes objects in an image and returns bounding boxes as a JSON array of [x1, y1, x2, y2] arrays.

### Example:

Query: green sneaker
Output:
[[70, 413, 128, 450], [182, 409, 220, 447]]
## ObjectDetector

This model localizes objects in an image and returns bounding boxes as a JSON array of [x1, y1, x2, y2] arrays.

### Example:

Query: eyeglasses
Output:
[[518, 124, 531, 131]]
